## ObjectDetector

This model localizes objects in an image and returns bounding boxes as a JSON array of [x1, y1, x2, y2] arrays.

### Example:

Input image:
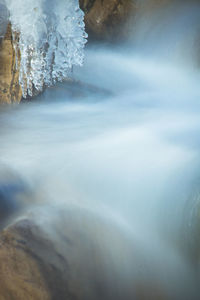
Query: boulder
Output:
[[0, 205, 191, 299], [79, 0, 136, 41], [0, 210, 137, 300]]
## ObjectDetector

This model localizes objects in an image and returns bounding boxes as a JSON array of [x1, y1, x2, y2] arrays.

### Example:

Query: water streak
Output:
[[1, 0, 200, 299]]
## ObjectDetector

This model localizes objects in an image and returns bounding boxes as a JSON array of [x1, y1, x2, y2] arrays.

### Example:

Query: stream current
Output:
[[1, 1, 200, 299]]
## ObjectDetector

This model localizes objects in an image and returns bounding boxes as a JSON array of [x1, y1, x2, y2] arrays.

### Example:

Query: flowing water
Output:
[[1, 0, 200, 299]]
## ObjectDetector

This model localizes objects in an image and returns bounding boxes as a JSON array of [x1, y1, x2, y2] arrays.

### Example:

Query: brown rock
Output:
[[0, 221, 50, 300], [0, 209, 136, 300], [80, 0, 136, 41], [0, 24, 22, 104], [79, 0, 178, 41], [0, 206, 180, 300]]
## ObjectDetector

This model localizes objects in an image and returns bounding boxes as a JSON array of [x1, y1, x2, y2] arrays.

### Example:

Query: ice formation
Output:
[[5, 0, 87, 97]]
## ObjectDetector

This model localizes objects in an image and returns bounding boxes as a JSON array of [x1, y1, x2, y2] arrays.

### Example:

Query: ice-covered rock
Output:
[[5, 0, 87, 98]]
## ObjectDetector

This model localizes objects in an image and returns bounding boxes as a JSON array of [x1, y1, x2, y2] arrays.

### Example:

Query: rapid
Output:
[[1, 0, 200, 299]]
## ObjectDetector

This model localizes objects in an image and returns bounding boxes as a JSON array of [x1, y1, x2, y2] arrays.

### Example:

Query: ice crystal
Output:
[[5, 0, 87, 97]]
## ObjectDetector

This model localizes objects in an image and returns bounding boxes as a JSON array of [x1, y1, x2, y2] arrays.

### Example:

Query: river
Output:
[[1, 1, 200, 299]]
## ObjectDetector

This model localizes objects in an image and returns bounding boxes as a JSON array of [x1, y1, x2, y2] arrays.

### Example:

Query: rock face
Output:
[[79, 0, 136, 40], [0, 24, 22, 104]]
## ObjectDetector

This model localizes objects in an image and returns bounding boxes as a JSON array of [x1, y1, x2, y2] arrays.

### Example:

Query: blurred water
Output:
[[1, 0, 200, 299]]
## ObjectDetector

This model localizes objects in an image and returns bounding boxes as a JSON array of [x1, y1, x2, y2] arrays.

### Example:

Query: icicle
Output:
[[5, 0, 87, 98]]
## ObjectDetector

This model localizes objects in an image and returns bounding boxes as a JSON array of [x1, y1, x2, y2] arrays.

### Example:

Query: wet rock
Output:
[[0, 205, 194, 299], [0, 207, 141, 300], [79, 0, 136, 41], [0, 221, 50, 300], [79, 0, 180, 41], [0, 216, 122, 299], [0, 23, 22, 104]]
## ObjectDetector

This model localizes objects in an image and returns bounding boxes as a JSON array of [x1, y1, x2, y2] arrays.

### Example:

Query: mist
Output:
[[1, 0, 200, 299]]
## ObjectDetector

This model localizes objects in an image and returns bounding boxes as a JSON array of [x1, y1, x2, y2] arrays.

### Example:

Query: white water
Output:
[[5, 0, 87, 97], [1, 0, 200, 299]]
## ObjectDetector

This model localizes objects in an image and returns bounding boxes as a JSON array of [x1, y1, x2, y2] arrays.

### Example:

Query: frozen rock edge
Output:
[[5, 0, 87, 98]]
